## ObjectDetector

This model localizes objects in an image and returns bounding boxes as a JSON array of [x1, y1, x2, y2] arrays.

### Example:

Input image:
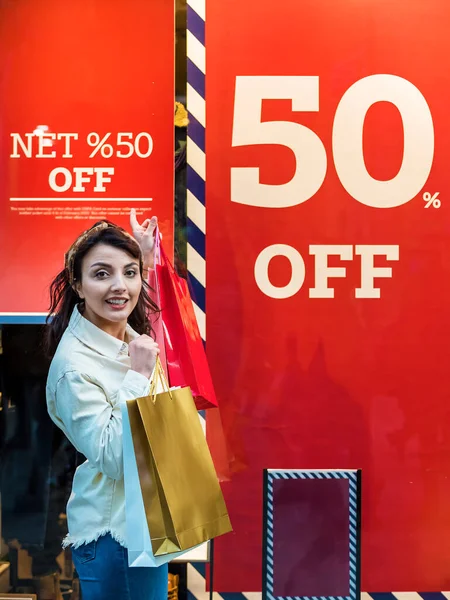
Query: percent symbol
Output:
[[88, 132, 114, 158], [423, 192, 441, 208]]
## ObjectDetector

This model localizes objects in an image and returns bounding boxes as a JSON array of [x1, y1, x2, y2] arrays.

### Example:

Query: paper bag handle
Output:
[[149, 355, 173, 402]]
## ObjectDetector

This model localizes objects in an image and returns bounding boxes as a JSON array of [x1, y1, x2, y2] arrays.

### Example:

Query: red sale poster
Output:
[[0, 0, 174, 320], [203, 0, 450, 592]]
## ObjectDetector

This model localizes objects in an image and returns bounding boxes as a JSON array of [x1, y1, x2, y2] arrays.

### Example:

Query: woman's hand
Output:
[[129, 335, 159, 379], [130, 209, 158, 270]]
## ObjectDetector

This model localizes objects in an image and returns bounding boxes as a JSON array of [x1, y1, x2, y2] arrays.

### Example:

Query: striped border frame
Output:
[[185, 0, 210, 570], [263, 469, 361, 600], [186, 0, 206, 343]]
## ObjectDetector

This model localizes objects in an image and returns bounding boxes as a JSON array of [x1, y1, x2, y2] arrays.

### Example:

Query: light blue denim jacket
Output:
[[46, 306, 151, 548]]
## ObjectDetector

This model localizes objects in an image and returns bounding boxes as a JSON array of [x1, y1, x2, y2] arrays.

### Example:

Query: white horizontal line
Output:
[[10, 198, 153, 202]]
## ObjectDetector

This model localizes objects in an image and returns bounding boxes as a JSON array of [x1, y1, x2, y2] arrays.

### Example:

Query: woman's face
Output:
[[75, 243, 142, 330]]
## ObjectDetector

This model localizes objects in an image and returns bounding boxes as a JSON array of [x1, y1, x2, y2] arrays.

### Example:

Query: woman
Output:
[[45, 212, 167, 600]]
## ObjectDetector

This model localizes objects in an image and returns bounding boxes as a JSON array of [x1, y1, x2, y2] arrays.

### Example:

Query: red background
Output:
[[0, 0, 174, 315], [206, 0, 450, 591]]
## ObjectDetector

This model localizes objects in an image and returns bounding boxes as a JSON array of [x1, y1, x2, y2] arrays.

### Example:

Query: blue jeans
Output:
[[71, 534, 168, 600]]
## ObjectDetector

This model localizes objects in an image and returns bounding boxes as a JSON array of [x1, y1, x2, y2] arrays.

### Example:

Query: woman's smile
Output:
[[105, 297, 130, 310]]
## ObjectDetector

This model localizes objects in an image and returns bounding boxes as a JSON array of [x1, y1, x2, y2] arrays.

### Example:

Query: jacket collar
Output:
[[68, 305, 140, 359]]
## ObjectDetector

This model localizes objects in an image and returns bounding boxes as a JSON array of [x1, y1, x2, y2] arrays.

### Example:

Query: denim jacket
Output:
[[46, 306, 151, 548]]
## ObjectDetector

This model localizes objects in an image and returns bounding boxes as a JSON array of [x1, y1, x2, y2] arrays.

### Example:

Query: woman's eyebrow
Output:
[[89, 262, 112, 269], [89, 261, 139, 269]]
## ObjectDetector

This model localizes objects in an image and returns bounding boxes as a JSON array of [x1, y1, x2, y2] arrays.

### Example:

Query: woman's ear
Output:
[[73, 282, 84, 299]]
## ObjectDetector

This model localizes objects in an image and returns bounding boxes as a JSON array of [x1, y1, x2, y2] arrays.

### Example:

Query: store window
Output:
[[0, 1, 188, 598]]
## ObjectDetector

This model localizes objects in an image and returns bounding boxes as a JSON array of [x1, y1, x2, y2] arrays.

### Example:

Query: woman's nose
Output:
[[110, 274, 127, 291]]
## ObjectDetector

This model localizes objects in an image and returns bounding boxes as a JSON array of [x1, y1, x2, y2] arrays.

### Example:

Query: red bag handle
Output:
[[154, 225, 172, 265]]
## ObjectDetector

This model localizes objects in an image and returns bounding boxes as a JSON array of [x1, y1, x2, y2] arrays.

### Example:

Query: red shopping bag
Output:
[[155, 236, 218, 410]]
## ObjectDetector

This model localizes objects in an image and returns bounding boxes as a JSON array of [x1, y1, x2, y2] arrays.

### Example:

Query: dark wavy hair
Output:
[[44, 221, 158, 358]]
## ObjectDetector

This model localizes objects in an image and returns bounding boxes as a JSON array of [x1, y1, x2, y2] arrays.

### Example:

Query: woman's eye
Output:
[[95, 271, 109, 278], [126, 270, 138, 277]]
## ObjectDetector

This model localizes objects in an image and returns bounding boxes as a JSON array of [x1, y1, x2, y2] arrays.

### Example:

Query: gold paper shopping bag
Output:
[[127, 358, 232, 556]]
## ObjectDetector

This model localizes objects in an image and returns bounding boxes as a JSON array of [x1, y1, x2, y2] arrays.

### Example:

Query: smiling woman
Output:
[[45, 220, 158, 356], [43, 218, 167, 600]]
